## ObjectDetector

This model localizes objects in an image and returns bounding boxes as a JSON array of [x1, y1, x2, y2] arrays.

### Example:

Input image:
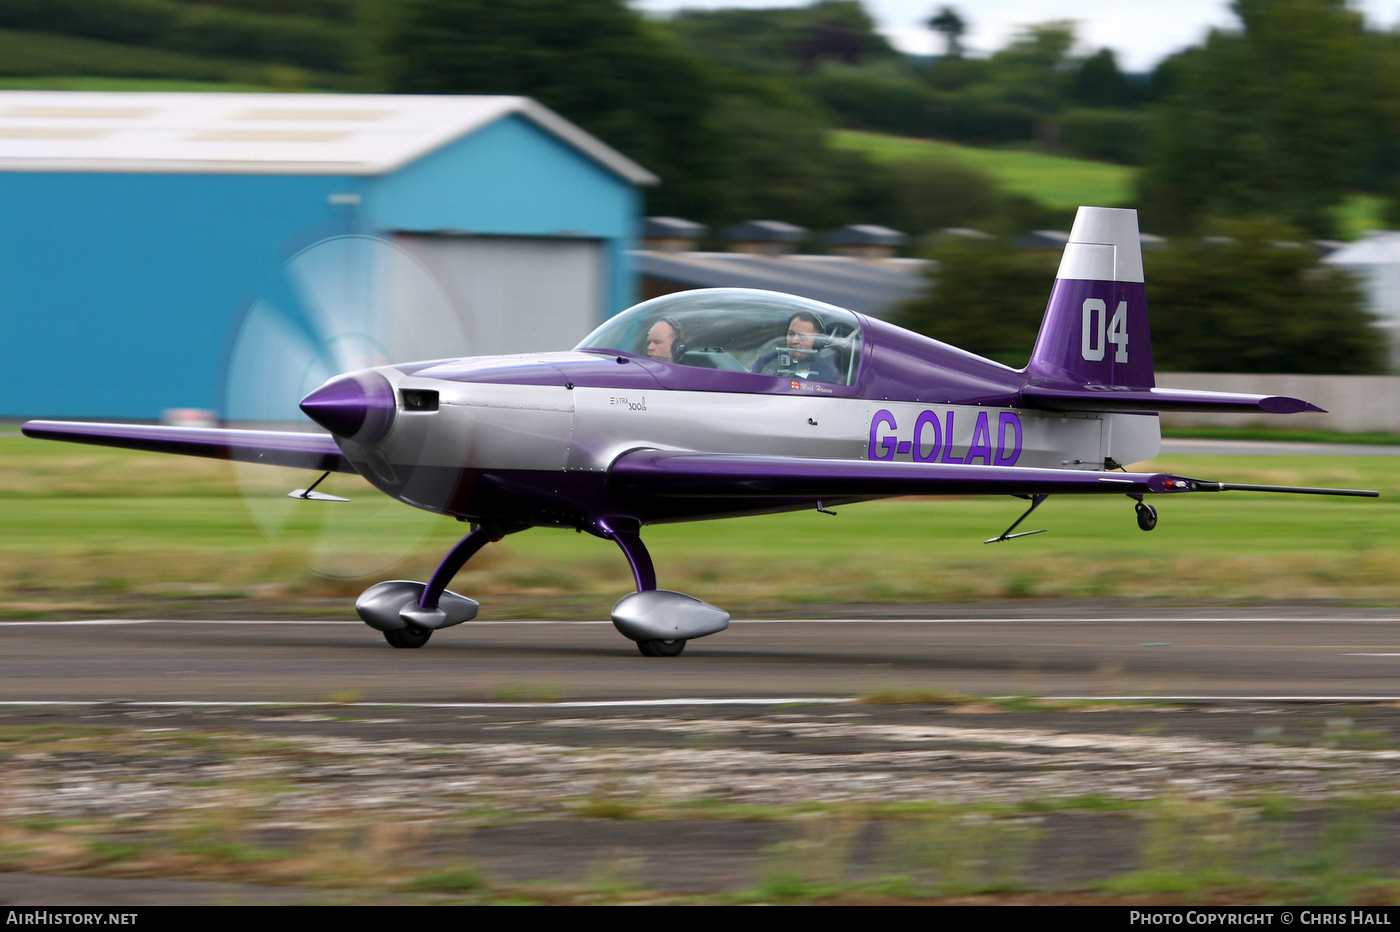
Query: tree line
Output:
[[4, 0, 1392, 373], [16, 0, 1400, 240], [898, 221, 1386, 375]]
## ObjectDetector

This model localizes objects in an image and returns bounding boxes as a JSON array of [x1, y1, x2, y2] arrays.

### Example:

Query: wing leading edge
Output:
[[609, 449, 1378, 500], [21, 420, 353, 474]]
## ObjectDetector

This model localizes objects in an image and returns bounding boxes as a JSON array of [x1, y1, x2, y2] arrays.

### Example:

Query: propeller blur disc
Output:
[[223, 234, 469, 579]]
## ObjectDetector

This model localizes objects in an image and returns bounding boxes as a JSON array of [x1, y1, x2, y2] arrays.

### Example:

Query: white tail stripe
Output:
[[1055, 207, 1145, 283], [1056, 243, 1118, 282]]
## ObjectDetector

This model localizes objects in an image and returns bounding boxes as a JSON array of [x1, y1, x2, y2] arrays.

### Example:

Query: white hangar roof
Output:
[[1323, 230, 1400, 267], [0, 91, 658, 182]]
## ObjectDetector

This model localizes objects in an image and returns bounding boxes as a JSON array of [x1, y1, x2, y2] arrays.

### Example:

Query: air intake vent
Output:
[[401, 389, 439, 412]]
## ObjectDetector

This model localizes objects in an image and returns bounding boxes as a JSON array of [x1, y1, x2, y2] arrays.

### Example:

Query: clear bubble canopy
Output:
[[576, 289, 864, 387]]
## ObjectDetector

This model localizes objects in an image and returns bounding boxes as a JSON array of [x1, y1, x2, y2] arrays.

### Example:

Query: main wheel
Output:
[[637, 638, 686, 657], [384, 625, 432, 649], [1135, 502, 1158, 532]]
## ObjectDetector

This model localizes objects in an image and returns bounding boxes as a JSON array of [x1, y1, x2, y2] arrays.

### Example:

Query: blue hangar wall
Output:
[[1, 113, 643, 420]]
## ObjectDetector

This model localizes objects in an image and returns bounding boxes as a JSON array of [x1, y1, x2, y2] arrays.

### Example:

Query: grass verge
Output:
[[1162, 426, 1400, 446], [2, 717, 1397, 904], [2, 436, 1394, 615]]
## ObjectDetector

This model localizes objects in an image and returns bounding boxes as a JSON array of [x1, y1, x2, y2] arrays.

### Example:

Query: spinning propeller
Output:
[[221, 234, 470, 579]]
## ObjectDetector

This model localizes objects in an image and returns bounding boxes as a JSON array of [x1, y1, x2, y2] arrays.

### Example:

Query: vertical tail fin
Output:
[[1026, 207, 1154, 390]]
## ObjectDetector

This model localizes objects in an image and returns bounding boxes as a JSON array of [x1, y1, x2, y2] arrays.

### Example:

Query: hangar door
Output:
[[394, 234, 606, 357]]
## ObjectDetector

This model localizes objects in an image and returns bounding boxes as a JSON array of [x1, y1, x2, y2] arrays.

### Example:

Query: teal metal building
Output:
[[0, 92, 655, 419]]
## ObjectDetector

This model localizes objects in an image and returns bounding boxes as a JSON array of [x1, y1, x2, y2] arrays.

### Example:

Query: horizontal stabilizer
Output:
[[1020, 384, 1326, 415], [21, 420, 354, 474]]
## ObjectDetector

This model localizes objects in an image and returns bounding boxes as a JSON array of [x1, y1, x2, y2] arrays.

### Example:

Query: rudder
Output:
[[1026, 207, 1154, 391]]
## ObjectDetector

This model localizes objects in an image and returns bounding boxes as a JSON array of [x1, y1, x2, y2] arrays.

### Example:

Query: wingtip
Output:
[[1257, 396, 1326, 415]]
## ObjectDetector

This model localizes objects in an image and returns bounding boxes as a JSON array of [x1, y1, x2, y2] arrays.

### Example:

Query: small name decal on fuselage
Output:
[[610, 395, 648, 411], [868, 409, 1022, 465]]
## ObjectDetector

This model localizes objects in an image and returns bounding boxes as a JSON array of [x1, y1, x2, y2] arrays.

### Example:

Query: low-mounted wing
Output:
[[609, 449, 1378, 500], [21, 420, 353, 474]]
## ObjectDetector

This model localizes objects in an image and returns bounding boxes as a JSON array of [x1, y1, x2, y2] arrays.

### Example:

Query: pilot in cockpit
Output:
[[644, 319, 688, 363], [753, 311, 840, 383], [645, 317, 685, 362]]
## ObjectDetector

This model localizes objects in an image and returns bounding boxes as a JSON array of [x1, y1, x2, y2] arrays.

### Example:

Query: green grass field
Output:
[[2, 434, 1394, 617], [833, 130, 1392, 237], [1332, 193, 1389, 240], [831, 129, 1138, 210], [0, 29, 266, 89]]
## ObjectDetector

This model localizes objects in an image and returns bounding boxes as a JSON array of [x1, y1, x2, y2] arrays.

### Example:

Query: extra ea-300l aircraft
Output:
[[23, 207, 1379, 656]]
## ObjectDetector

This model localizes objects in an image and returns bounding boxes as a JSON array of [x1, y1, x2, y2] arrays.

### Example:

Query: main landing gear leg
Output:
[[598, 517, 657, 593], [357, 522, 526, 648], [595, 517, 729, 657]]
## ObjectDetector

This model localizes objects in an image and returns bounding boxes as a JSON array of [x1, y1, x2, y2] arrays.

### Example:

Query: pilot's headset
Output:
[[659, 316, 687, 362]]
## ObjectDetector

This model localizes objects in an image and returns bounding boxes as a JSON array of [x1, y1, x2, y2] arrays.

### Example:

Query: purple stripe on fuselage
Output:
[[861, 316, 1023, 406], [362, 461, 834, 527]]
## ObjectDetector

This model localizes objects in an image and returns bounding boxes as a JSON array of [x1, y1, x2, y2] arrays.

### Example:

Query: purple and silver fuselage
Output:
[[297, 207, 1335, 534], [20, 207, 1377, 652], [308, 307, 1162, 531], [34, 208, 1331, 539]]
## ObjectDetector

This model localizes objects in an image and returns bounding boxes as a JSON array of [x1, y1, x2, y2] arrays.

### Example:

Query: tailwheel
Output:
[[1135, 501, 1158, 531], [637, 638, 686, 657], [383, 625, 432, 649]]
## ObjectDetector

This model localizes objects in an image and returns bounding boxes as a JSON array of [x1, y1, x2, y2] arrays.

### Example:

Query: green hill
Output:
[[831, 129, 1137, 212], [0, 27, 352, 91]]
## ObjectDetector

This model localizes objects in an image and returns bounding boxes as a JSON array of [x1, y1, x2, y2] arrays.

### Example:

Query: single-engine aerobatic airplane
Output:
[[23, 207, 1379, 656]]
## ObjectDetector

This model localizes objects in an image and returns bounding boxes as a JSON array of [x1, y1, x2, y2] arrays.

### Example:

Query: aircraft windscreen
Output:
[[576, 289, 863, 387]]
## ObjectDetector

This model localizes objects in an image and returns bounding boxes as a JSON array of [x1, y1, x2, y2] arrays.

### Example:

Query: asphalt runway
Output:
[[3, 603, 1399, 703], [6, 603, 1400, 904]]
